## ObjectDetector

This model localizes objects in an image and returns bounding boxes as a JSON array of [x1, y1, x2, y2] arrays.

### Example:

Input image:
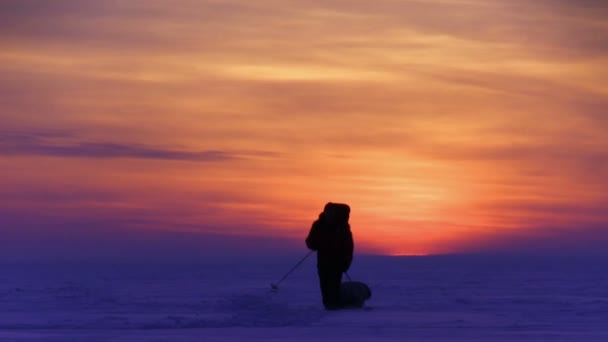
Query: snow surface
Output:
[[1, 254, 608, 341]]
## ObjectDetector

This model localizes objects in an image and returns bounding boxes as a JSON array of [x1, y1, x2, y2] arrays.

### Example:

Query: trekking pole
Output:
[[270, 251, 314, 290], [344, 272, 352, 281]]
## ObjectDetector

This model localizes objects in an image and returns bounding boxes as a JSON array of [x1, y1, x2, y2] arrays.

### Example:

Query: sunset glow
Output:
[[1, 0, 607, 259]]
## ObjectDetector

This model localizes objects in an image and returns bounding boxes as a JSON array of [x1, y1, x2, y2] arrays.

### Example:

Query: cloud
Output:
[[0, 0, 287, 54], [0, 129, 272, 162]]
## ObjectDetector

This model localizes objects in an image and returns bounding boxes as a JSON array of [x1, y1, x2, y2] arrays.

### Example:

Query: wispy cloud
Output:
[[0, 130, 272, 162]]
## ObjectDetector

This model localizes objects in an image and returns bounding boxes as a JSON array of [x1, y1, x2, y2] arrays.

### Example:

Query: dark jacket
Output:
[[305, 211, 354, 272]]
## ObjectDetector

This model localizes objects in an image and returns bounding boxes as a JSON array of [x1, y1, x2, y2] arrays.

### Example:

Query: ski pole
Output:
[[271, 250, 314, 290]]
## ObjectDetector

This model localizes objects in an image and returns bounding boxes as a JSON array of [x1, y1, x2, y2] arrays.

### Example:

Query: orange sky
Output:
[[1, 0, 607, 258]]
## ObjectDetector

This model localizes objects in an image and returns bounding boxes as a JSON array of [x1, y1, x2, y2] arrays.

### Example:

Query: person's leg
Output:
[[318, 267, 331, 308], [324, 268, 342, 309], [319, 266, 343, 309]]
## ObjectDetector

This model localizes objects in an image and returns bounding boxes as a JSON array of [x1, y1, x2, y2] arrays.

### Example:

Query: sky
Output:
[[1, 0, 607, 260]]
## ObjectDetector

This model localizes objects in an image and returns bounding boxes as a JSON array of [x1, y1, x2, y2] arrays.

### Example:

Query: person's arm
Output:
[[343, 228, 354, 272], [306, 221, 321, 250]]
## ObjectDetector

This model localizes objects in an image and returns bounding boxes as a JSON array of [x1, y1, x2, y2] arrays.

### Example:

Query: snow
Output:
[[1, 255, 608, 341]]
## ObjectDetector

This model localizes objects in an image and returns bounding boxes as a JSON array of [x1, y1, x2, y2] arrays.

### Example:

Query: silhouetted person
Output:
[[306, 202, 354, 310]]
